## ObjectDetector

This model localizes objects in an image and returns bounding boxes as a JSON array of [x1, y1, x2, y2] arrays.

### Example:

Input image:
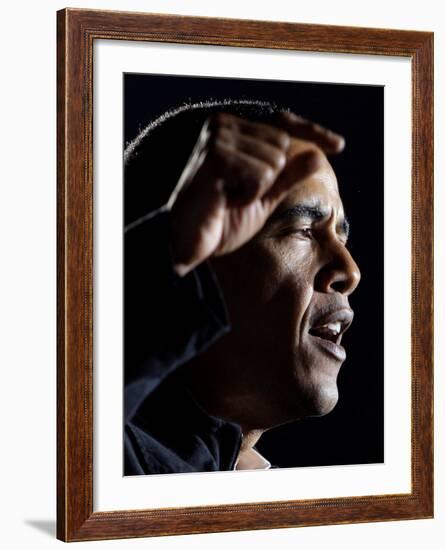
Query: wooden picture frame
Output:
[[57, 7, 434, 542]]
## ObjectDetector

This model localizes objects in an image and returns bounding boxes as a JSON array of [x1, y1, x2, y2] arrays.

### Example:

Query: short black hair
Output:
[[124, 99, 290, 225]]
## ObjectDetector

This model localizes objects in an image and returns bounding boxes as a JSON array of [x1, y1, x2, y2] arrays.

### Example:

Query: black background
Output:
[[124, 73, 384, 468]]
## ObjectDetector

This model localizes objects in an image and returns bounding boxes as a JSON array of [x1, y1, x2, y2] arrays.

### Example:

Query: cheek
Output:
[[212, 239, 314, 330], [262, 243, 315, 334], [255, 237, 314, 301]]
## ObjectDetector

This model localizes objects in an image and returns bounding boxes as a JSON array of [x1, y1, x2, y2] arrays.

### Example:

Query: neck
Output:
[[178, 357, 278, 431], [177, 368, 271, 469], [239, 429, 263, 452]]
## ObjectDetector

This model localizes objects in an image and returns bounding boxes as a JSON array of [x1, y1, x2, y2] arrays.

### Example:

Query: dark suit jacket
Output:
[[124, 208, 244, 475]]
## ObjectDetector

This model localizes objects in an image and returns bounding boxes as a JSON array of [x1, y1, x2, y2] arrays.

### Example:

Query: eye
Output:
[[277, 226, 313, 240], [294, 227, 313, 239], [273, 225, 314, 241]]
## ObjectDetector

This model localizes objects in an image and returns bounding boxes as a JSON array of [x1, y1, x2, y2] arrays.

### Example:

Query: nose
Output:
[[314, 241, 361, 296]]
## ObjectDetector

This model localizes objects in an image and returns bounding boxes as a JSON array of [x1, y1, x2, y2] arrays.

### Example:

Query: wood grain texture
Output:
[[56, 8, 434, 542]]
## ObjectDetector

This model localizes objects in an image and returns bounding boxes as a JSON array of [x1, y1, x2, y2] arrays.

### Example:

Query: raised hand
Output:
[[168, 112, 344, 276]]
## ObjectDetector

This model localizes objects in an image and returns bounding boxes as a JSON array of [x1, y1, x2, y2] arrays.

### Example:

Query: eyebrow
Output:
[[270, 202, 350, 239]]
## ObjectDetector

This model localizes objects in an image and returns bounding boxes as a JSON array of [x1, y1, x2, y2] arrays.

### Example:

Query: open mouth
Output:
[[308, 320, 348, 346], [307, 309, 354, 361]]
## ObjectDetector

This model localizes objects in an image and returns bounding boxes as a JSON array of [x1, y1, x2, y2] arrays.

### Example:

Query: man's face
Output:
[[195, 139, 361, 430]]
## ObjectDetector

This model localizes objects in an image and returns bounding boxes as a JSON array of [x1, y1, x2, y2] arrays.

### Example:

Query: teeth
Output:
[[321, 322, 341, 335], [309, 321, 343, 342]]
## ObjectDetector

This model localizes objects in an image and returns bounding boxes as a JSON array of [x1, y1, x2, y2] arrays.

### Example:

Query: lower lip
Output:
[[309, 335, 346, 362]]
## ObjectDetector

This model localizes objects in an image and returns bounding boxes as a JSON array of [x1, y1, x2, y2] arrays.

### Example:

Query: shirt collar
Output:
[[234, 446, 272, 471]]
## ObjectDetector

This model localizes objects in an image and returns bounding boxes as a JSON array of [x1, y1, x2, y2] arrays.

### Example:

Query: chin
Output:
[[312, 385, 338, 416], [302, 383, 339, 418], [280, 379, 339, 422]]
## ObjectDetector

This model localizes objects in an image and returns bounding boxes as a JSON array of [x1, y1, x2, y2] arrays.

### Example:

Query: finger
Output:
[[262, 149, 324, 210], [216, 127, 287, 171], [273, 112, 345, 154], [209, 112, 291, 150], [208, 139, 277, 206]]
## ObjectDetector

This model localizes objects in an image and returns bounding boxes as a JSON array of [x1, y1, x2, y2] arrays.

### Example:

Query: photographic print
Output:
[[123, 74, 384, 476]]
